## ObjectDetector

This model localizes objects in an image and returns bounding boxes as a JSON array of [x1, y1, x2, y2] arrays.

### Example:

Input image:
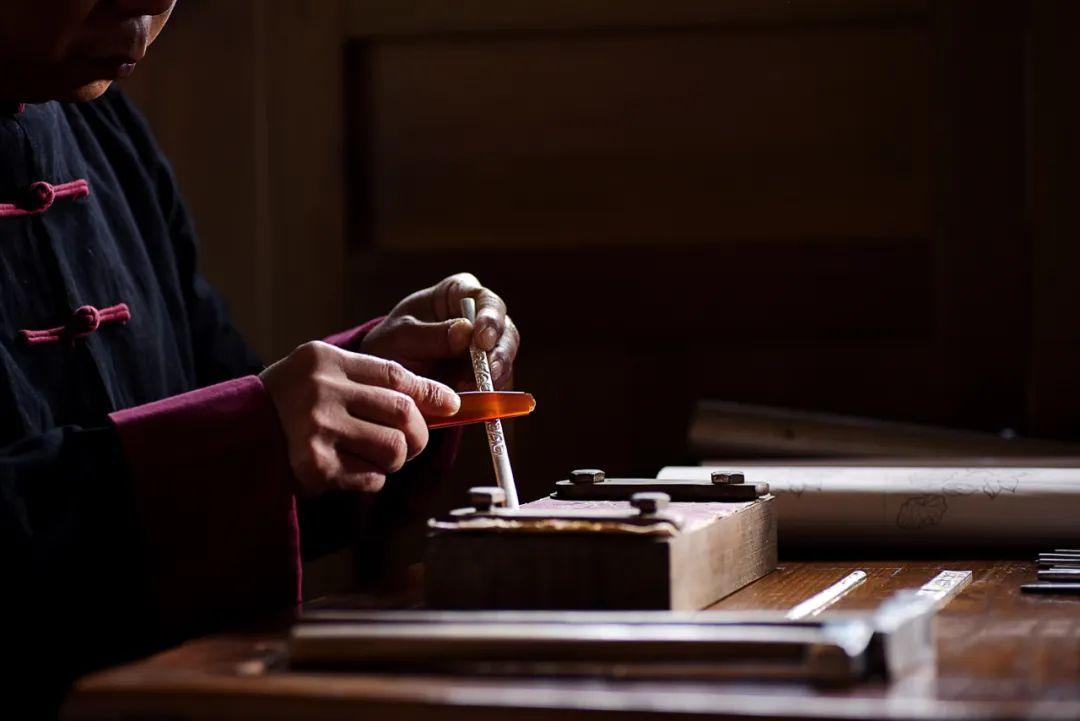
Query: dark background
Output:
[[124, 0, 1080, 503]]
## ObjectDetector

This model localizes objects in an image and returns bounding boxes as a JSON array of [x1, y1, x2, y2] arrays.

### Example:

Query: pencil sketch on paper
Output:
[[896, 494, 948, 530], [932, 468, 1027, 500]]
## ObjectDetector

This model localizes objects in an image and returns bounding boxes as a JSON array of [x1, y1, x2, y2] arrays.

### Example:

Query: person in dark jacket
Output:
[[0, 1, 521, 714]]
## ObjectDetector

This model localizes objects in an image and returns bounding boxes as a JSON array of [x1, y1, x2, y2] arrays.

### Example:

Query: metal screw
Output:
[[711, 471, 746, 485], [469, 486, 506, 511], [630, 492, 670, 515], [570, 468, 606, 485]]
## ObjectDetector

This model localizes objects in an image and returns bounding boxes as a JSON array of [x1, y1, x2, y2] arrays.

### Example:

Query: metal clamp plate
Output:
[[554, 478, 769, 502]]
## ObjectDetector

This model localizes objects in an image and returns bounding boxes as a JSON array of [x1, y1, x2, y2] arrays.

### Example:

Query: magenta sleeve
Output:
[[323, 316, 385, 351], [108, 375, 300, 622]]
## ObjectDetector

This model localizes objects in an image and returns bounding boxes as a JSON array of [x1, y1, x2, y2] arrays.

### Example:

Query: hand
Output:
[[260, 341, 460, 495], [359, 273, 520, 390]]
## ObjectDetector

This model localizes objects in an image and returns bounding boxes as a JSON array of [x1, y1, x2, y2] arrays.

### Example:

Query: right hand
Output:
[[260, 341, 460, 495]]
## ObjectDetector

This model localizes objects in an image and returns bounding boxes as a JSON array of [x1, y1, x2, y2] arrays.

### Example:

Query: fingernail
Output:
[[490, 360, 503, 379], [449, 319, 472, 350], [481, 327, 498, 350]]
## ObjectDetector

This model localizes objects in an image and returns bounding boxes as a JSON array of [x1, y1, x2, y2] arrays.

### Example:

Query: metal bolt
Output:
[[469, 486, 506, 511], [570, 468, 606, 485], [630, 492, 670, 515], [711, 470, 746, 485]]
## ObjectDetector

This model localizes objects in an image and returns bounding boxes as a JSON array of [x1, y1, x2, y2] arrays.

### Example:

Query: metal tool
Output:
[[554, 469, 769, 502], [290, 591, 938, 683], [786, 571, 867, 620], [1022, 582, 1080, 595], [1038, 567, 1080, 582], [1025, 547, 1080, 593], [915, 570, 974, 607]]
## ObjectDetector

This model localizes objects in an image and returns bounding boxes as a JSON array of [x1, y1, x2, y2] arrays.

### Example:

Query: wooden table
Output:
[[64, 559, 1080, 721]]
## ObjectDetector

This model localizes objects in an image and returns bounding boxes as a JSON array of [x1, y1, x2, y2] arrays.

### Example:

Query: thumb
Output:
[[387, 317, 473, 359]]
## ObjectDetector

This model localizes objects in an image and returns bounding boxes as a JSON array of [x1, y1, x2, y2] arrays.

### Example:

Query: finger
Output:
[[344, 384, 429, 459], [302, 436, 387, 494], [471, 288, 507, 352], [335, 416, 411, 474], [488, 315, 520, 388], [432, 272, 480, 319], [441, 273, 507, 351], [293, 436, 337, 497], [341, 354, 460, 417], [378, 315, 474, 360], [336, 454, 387, 493]]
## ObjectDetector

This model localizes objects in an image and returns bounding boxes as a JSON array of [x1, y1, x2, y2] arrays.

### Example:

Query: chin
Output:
[[69, 80, 115, 102], [26, 78, 115, 103]]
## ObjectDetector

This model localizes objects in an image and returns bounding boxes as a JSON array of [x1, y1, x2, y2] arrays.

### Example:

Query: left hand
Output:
[[359, 273, 520, 390]]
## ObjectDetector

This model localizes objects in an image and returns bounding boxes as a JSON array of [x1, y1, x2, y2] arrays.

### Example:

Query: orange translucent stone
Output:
[[425, 391, 536, 429]]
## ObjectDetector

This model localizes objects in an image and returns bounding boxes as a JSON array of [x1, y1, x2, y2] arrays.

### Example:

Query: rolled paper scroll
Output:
[[658, 465, 1080, 549]]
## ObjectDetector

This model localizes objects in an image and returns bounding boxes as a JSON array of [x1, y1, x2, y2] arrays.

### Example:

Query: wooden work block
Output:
[[425, 496, 776, 610]]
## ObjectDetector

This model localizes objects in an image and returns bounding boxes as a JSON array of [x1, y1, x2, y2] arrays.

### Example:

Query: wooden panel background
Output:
[[365, 26, 928, 249], [1028, 1, 1080, 437], [124, 0, 348, 357], [123, 1, 1079, 505]]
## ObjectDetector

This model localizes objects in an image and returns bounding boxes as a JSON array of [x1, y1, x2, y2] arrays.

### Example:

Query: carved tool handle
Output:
[[462, 298, 520, 508]]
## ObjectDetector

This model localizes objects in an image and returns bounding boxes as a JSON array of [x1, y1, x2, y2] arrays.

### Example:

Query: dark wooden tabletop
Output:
[[64, 559, 1080, 721]]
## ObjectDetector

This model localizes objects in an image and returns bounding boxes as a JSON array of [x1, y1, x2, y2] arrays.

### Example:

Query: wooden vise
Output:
[[425, 470, 777, 610]]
